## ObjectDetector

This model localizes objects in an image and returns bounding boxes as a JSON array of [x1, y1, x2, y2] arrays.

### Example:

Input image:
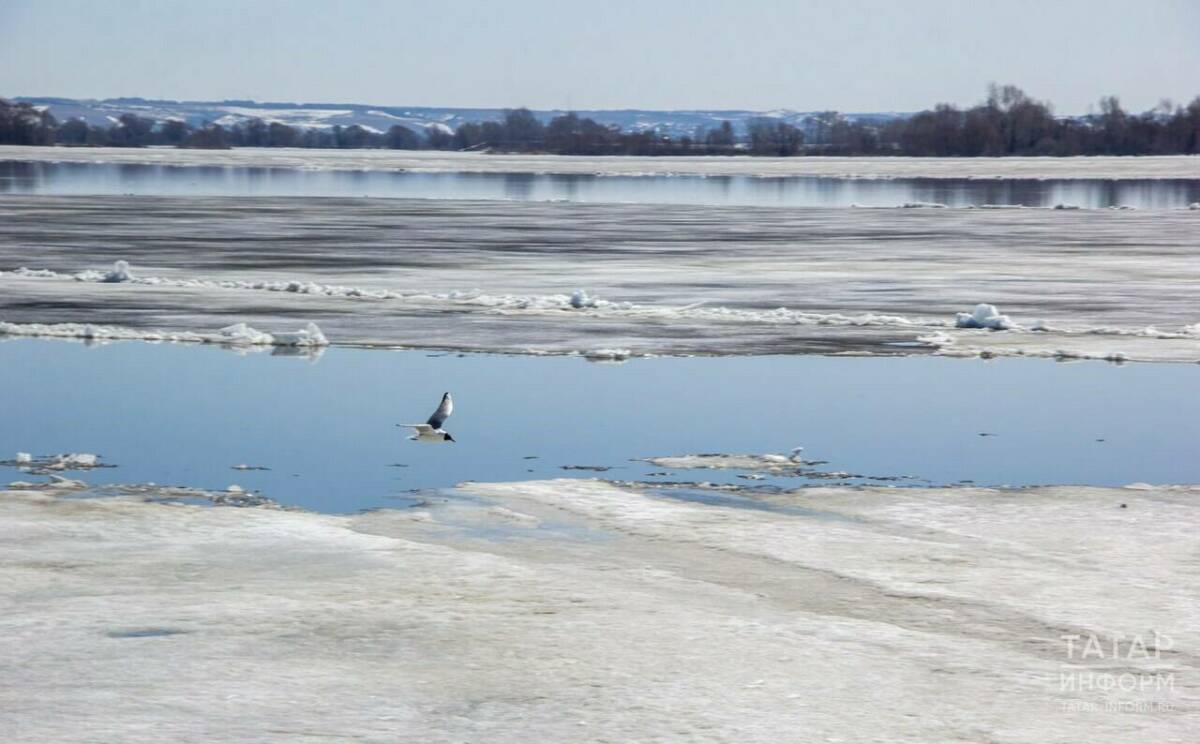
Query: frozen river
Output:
[[2, 147, 1198, 743]]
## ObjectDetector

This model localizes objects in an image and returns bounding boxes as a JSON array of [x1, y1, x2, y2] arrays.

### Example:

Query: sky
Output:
[[2, 0, 1198, 114]]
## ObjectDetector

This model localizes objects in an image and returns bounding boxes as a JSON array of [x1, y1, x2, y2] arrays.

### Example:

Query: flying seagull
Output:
[[400, 392, 455, 442]]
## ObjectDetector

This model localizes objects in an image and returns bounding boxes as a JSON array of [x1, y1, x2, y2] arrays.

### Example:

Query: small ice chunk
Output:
[[60, 453, 98, 467], [15, 452, 32, 464], [900, 202, 947, 209], [270, 322, 329, 347], [226, 484, 244, 493], [1188, 202, 1200, 210], [101, 260, 133, 283], [1053, 203, 1081, 210], [583, 348, 631, 362], [216, 322, 275, 346], [917, 331, 954, 347], [569, 289, 597, 309], [955, 303, 1014, 330], [13, 267, 61, 278]]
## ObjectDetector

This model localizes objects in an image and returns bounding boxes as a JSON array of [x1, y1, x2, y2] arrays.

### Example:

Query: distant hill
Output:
[[14, 97, 906, 139]]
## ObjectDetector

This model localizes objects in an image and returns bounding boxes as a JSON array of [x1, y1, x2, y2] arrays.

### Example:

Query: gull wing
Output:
[[427, 392, 453, 429], [404, 424, 435, 434]]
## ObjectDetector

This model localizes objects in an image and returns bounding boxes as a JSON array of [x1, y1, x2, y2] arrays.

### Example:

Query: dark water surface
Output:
[[2, 339, 1197, 512], [3, 160, 1199, 208]]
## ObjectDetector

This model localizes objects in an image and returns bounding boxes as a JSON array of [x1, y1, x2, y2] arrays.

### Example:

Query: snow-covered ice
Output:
[[0, 319, 329, 348], [1, 476, 1194, 742], [643, 452, 815, 472], [3, 196, 1198, 361], [581, 347, 633, 362], [2, 452, 107, 473], [3, 145, 1198, 180]]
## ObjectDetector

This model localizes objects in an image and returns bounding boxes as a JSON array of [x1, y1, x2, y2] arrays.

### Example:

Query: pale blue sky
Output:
[[2, 0, 1197, 113]]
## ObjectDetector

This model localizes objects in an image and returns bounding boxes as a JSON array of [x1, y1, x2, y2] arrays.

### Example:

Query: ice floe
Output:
[[2, 474, 1196, 741], [5, 144, 1198, 180], [0, 319, 330, 348], [2, 452, 111, 474], [5, 262, 944, 330], [642, 453, 824, 473], [4, 199, 1199, 361]]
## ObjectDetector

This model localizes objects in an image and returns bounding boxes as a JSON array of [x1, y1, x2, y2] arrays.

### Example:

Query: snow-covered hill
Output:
[[15, 97, 904, 138]]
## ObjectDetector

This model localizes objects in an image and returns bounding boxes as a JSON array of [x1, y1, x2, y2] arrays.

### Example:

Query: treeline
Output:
[[3, 85, 1200, 156], [876, 85, 1200, 156]]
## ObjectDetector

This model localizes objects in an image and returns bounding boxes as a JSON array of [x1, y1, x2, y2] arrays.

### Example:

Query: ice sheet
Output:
[[2, 478, 1195, 742], [0, 319, 328, 348], [2, 196, 1197, 361], [3, 145, 1199, 179]]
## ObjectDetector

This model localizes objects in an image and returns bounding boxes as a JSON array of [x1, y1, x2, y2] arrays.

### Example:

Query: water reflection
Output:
[[2, 159, 1199, 208], [502, 172, 537, 200]]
